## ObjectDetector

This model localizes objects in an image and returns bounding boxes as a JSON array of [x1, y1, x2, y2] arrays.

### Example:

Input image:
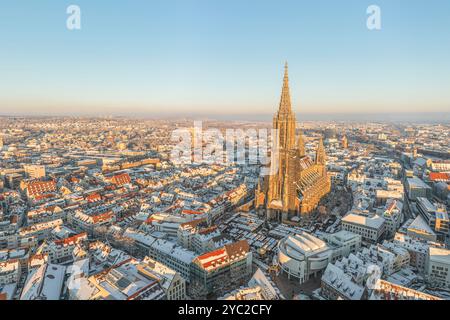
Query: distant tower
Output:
[[341, 135, 348, 149]]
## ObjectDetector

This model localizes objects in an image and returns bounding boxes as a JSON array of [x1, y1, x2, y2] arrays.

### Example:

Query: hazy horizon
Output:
[[1, 111, 449, 123]]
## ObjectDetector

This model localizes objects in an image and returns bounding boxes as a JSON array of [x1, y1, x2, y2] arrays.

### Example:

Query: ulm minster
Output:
[[255, 63, 331, 222]]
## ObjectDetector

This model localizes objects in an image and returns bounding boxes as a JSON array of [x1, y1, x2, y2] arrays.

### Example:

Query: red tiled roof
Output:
[[198, 226, 218, 235], [26, 180, 57, 197], [429, 172, 450, 181], [224, 240, 250, 257], [144, 217, 155, 225], [111, 173, 131, 186], [196, 240, 249, 271], [34, 193, 56, 200], [92, 211, 114, 224], [197, 248, 227, 269], [182, 209, 203, 215], [86, 193, 102, 202], [54, 232, 87, 246]]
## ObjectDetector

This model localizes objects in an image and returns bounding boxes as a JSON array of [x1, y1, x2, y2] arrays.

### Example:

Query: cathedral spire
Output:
[[265, 64, 331, 219], [278, 62, 292, 114], [315, 136, 326, 165]]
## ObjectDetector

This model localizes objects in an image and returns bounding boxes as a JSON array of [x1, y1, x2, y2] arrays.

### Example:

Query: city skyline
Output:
[[1, 54, 449, 302], [1, 0, 450, 117]]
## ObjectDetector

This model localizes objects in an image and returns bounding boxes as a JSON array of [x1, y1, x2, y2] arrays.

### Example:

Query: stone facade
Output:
[[255, 63, 330, 221]]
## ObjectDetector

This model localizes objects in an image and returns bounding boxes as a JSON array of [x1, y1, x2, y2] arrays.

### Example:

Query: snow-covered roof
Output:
[[40, 264, 66, 300], [248, 268, 279, 299], [322, 263, 365, 300], [282, 232, 329, 259], [123, 228, 156, 247], [407, 215, 435, 236], [151, 239, 196, 264], [429, 247, 450, 265], [342, 213, 385, 229], [141, 256, 178, 291], [20, 263, 66, 300]]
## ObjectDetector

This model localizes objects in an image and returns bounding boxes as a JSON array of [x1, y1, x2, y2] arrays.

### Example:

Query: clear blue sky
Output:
[[1, 0, 449, 117]]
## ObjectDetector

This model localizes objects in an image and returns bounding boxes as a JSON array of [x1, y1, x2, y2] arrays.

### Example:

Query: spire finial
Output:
[[284, 62, 289, 81], [279, 62, 292, 114]]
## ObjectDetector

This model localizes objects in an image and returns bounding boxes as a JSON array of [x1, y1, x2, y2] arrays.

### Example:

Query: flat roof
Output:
[[331, 230, 361, 242], [342, 213, 385, 229], [429, 247, 450, 265], [407, 177, 431, 189]]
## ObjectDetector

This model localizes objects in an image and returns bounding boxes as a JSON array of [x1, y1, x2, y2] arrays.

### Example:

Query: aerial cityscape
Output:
[[1, 64, 449, 301], [1, 1, 450, 305]]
